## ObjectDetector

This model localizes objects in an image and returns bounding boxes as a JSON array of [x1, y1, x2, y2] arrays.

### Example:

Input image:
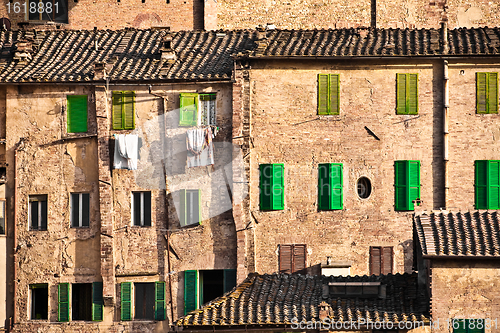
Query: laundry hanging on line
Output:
[[186, 127, 214, 168], [113, 134, 139, 170]]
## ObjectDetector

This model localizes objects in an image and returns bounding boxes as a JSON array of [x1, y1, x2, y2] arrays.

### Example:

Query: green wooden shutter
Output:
[[318, 164, 331, 210], [408, 160, 421, 210], [272, 164, 285, 210], [397, 74, 408, 114], [329, 74, 340, 115], [223, 269, 237, 293], [123, 91, 135, 129], [395, 160, 420, 211], [453, 319, 468, 333], [121, 282, 132, 321], [179, 93, 198, 126], [488, 73, 499, 114], [92, 282, 103, 321], [318, 163, 343, 210], [184, 270, 198, 315], [260, 164, 273, 210], [112, 92, 124, 130], [67, 95, 88, 133], [318, 74, 329, 115], [488, 161, 500, 209], [58, 283, 70, 322], [475, 160, 488, 209], [408, 74, 418, 115], [477, 73, 488, 114], [155, 281, 166, 321], [331, 163, 343, 209]]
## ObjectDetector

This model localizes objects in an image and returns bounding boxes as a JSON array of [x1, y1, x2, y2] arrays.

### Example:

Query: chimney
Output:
[[13, 38, 35, 63], [160, 29, 176, 62], [93, 62, 106, 80]]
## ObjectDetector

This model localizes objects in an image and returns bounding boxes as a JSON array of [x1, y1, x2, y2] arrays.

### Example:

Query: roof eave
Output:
[[423, 254, 500, 260]]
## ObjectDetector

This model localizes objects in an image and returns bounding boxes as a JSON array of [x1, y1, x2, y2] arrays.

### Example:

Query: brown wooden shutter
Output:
[[369, 247, 381, 275], [292, 244, 306, 272], [381, 247, 393, 274], [279, 245, 292, 273]]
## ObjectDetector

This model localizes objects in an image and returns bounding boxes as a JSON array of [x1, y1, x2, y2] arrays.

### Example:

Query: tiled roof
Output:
[[247, 27, 500, 58], [176, 273, 429, 328], [0, 29, 257, 83], [414, 211, 500, 257]]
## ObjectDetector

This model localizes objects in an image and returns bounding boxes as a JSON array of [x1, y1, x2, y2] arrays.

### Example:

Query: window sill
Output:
[[61, 133, 97, 141]]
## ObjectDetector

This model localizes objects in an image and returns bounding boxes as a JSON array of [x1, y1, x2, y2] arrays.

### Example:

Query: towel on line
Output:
[[113, 134, 139, 170], [186, 127, 214, 168]]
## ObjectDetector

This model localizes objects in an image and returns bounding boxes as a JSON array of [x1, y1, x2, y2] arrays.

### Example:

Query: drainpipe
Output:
[[12, 139, 23, 329], [442, 22, 449, 209]]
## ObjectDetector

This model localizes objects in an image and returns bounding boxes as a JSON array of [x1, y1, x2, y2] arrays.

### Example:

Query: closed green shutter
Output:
[[260, 164, 284, 210], [179, 93, 198, 126], [318, 74, 340, 115], [272, 164, 285, 210], [155, 281, 166, 321], [329, 74, 340, 115], [92, 282, 103, 321], [397, 73, 418, 115], [58, 283, 70, 322], [318, 163, 343, 210], [223, 269, 237, 293], [477, 73, 498, 114], [489, 161, 500, 209], [488, 73, 499, 114], [123, 91, 135, 129], [184, 270, 198, 315], [476, 160, 500, 209], [121, 282, 132, 321], [260, 164, 273, 210], [112, 92, 124, 130], [318, 74, 329, 115], [394, 160, 420, 211], [67, 95, 88, 133]]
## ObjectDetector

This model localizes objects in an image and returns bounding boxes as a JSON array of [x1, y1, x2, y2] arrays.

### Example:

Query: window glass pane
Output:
[[71, 193, 79, 227], [30, 284, 48, 320], [82, 193, 90, 227], [31, 201, 39, 230], [143, 192, 151, 226]]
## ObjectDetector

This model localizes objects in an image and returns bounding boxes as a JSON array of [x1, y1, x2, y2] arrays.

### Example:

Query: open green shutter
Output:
[[184, 270, 198, 315], [112, 92, 123, 129], [408, 160, 421, 210], [58, 283, 70, 322], [155, 281, 166, 321], [67, 95, 88, 133], [223, 269, 237, 293], [272, 164, 285, 210], [329, 74, 340, 115], [475, 161, 488, 209], [394, 161, 408, 210], [179, 93, 198, 126], [488, 73, 498, 114], [121, 282, 132, 321], [408, 74, 418, 115], [488, 161, 500, 209], [318, 164, 331, 210], [123, 91, 135, 129], [92, 282, 103, 321], [260, 164, 273, 210], [331, 163, 343, 209], [477, 73, 488, 114], [397, 74, 408, 114], [318, 74, 329, 115]]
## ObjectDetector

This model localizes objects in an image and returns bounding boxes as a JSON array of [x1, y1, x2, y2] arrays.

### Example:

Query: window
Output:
[[452, 319, 485, 333], [317, 74, 340, 115], [279, 244, 306, 274], [369, 246, 393, 275], [132, 192, 151, 226], [476, 72, 498, 114], [179, 189, 201, 227], [112, 91, 135, 130], [27, 0, 68, 23], [0, 199, 5, 234], [120, 282, 165, 321], [29, 195, 47, 231], [184, 269, 236, 315], [357, 177, 372, 199], [259, 164, 284, 211], [70, 193, 90, 228], [57, 282, 103, 322], [318, 163, 343, 210], [30, 284, 48, 320], [396, 73, 418, 115], [67, 95, 88, 133], [394, 160, 421, 211], [179, 93, 217, 127], [475, 160, 500, 209]]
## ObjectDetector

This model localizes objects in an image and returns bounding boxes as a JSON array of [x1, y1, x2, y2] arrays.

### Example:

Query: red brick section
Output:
[[95, 85, 115, 304]]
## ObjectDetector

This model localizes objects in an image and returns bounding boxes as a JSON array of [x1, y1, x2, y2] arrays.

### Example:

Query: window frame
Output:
[[70, 193, 90, 228], [278, 244, 306, 274], [394, 160, 421, 211], [318, 163, 343, 210], [131, 191, 152, 227], [369, 246, 393, 275], [30, 283, 49, 320], [179, 189, 202, 227], [396, 73, 419, 115], [259, 163, 285, 211], [29, 195, 48, 231], [179, 93, 217, 127], [317, 74, 340, 115], [476, 72, 499, 114], [66, 95, 88, 134], [120, 281, 166, 321], [112, 91, 135, 130], [474, 160, 500, 210]]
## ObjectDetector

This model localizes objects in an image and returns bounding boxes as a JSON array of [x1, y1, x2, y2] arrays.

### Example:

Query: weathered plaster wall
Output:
[[430, 260, 500, 333], [242, 59, 444, 276]]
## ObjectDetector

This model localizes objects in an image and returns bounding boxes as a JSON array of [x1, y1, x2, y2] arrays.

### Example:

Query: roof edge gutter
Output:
[[423, 255, 500, 260]]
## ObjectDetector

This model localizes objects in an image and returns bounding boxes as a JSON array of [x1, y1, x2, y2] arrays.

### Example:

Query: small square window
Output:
[[70, 193, 90, 228], [132, 192, 151, 226], [30, 284, 48, 320], [29, 195, 47, 231]]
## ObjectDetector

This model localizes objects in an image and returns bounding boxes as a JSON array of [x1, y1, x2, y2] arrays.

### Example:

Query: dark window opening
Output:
[[0, 200, 5, 235], [357, 177, 372, 199], [132, 192, 151, 226], [29, 195, 47, 231], [134, 283, 155, 320], [28, 0, 68, 23], [71, 193, 90, 228], [200, 270, 224, 305], [30, 284, 48, 320], [72, 283, 92, 321]]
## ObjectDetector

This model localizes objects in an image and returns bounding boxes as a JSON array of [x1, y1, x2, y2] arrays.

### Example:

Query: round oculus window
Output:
[[357, 177, 372, 199]]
